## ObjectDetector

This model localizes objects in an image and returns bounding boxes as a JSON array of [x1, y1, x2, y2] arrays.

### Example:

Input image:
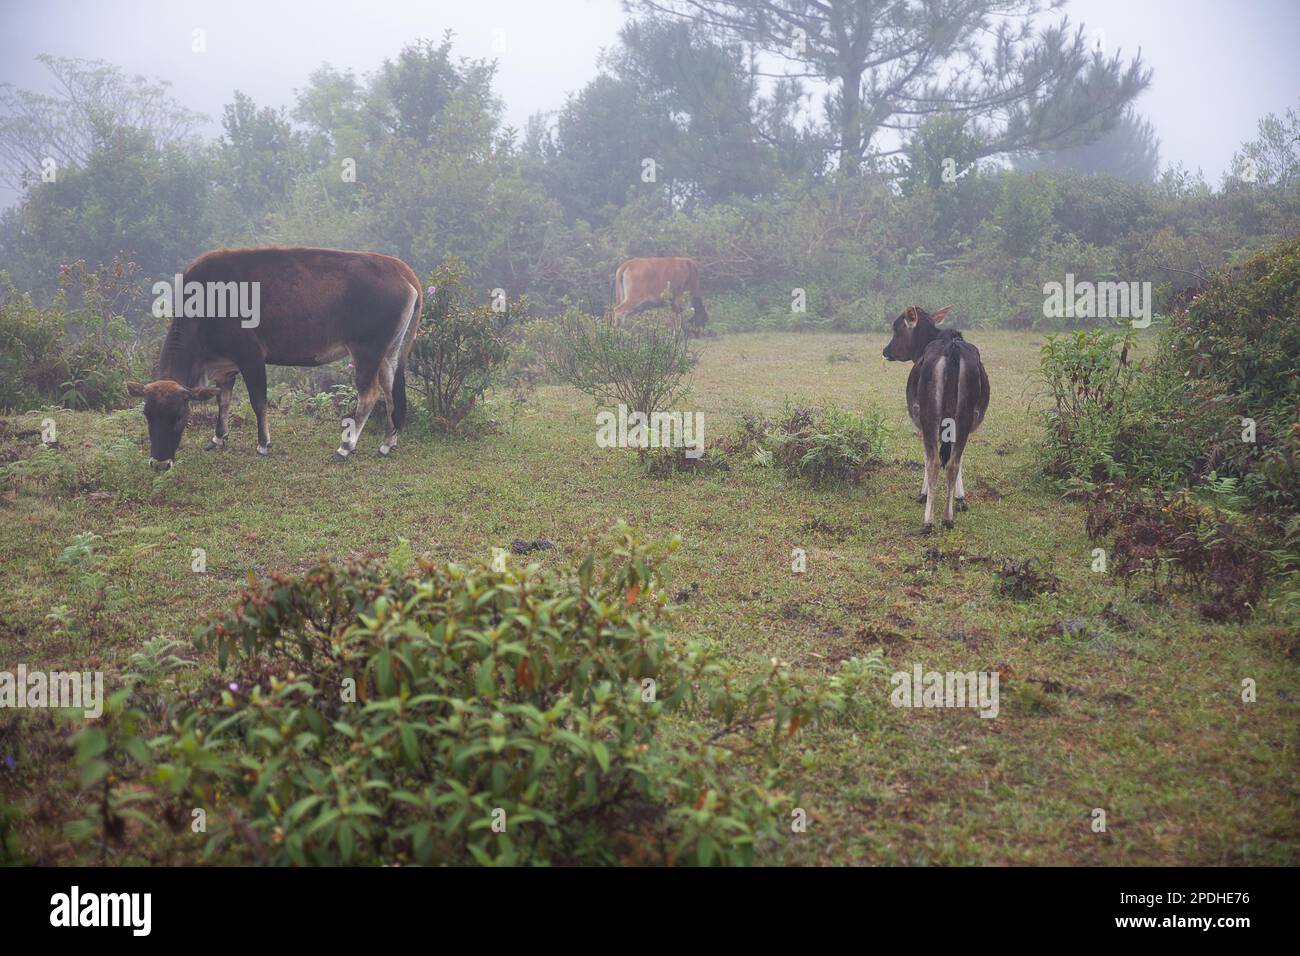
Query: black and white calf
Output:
[[882, 306, 991, 532]]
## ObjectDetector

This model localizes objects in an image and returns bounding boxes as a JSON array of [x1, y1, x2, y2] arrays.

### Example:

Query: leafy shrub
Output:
[[545, 307, 697, 440], [1160, 236, 1300, 515], [1040, 237, 1299, 526], [0, 259, 147, 412], [725, 402, 891, 487], [1038, 328, 1238, 491], [1038, 328, 1139, 484], [407, 257, 519, 432], [69, 527, 883, 865], [642, 446, 729, 479], [0, 281, 70, 411]]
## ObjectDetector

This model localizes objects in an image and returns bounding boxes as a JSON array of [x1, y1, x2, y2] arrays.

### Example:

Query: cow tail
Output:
[[393, 282, 423, 431], [939, 339, 962, 467], [392, 363, 408, 430]]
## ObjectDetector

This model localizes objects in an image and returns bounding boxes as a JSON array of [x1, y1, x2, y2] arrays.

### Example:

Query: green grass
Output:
[[1, 330, 1296, 865]]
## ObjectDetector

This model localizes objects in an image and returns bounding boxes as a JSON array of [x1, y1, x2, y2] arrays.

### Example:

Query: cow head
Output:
[[882, 305, 952, 362], [689, 293, 709, 332], [126, 380, 219, 469]]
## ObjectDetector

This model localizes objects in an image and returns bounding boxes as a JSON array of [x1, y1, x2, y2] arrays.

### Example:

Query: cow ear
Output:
[[932, 305, 954, 324], [904, 306, 919, 328], [185, 386, 220, 403], [127, 381, 147, 397]]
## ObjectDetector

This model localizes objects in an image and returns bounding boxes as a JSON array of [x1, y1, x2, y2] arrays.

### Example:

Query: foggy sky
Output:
[[1, 0, 1297, 209]]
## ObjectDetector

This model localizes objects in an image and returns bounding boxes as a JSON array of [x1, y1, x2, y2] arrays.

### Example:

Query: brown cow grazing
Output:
[[612, 257, 708, 330], [882, 305, 991, 533], [127, 247, 423, 469]]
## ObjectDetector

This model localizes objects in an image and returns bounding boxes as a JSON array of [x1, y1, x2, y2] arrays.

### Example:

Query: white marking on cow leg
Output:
[[205, 434, 226, 450], [917, 469, 929, 504], [335, 389, 377, 460], [922, 447, 939, 532], [943, 458, 958, 527]]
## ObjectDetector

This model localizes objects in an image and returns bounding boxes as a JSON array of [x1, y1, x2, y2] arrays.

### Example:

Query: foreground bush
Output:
[[70, 527, 881, 865]]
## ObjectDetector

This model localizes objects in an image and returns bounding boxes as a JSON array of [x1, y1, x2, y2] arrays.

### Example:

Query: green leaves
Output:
[[83, 525, 879, 865]]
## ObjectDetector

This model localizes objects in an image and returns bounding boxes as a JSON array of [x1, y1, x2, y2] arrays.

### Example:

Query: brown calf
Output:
[[128, 247, 423, 468], [612, 257, 708, 330], [882, 306, 991, 532]]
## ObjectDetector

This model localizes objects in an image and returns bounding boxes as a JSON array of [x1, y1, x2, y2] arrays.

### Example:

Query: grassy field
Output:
[[2, 329, 1297, 865]]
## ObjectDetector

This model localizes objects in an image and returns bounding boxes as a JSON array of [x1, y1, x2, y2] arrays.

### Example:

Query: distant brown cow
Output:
[[128, 247, 423, 468], [612, 257, 708, 330], [882, 305, 991, 533]]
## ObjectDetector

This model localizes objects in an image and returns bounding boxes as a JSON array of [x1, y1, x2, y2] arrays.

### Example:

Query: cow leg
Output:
[[204, 372, 238, 450], [921, 441, 940, 534], [240, 361, 271, 456], [374, 366, 397, 458], [942, 457, 958, 529], [943, 436, 971, 527], [917, 469, 929, 505], [334, 359, 380, 461], [955, 459, 968, 511]]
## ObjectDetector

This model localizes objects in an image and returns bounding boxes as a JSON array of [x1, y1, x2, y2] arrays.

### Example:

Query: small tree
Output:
[[546, 308, 697, 455], [406, 257, 520, 432]]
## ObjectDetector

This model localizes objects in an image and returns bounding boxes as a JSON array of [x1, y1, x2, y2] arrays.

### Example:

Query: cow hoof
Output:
[[256, 445, 270, 457], [203, 438, 225, 451], [916, 492, 928, 504], [920, 523, 933, 536], [956, 497, 968, 512], [331, 451, 349, 463], [942, 518, 955, 529]]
